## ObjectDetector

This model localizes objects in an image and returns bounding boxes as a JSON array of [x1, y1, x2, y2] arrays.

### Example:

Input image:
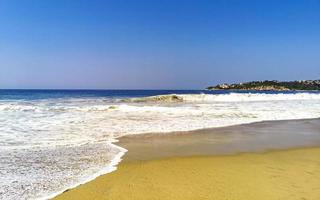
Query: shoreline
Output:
[[49, 118, 318, 200], [53, 118, 320, 200], [207, 89, 320, 92]]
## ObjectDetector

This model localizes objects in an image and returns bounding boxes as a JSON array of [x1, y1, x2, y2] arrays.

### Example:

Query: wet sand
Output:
[[54, 119, 320, 200], [119, 118, 320, 161]]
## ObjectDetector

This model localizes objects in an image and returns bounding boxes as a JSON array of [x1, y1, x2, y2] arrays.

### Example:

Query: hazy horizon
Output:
[[1, 0, 320, 89]]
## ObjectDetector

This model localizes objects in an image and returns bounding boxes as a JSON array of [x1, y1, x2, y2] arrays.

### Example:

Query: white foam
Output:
[[37, 142, 127, 200], [1, 93, 320, 199]]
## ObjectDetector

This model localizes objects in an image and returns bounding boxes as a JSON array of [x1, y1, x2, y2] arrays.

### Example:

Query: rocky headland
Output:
[[207, 80, 320, 91]]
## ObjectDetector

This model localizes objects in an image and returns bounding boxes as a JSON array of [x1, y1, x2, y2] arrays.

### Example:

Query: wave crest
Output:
[[123, 93, 320, 103], [123, 94, 184, 103]]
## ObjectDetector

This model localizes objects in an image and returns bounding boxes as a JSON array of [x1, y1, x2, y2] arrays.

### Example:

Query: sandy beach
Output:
[[55, 148, 320, 200], [54, 119, 320, 200]]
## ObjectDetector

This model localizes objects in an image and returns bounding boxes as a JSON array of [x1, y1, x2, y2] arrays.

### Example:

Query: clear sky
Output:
[[0, 0, 319, 89]]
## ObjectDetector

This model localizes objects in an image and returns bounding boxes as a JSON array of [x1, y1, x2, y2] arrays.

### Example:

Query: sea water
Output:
[[1, 90, 320, 199]]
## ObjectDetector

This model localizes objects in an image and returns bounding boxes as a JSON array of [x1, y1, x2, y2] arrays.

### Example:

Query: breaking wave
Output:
[[124, 93, 320, 103]]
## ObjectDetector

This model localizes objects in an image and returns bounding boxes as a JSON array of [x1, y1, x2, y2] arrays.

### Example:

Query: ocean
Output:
[[1, 89, 320, 200]]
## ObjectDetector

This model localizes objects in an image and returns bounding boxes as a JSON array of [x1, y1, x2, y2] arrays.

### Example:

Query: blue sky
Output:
[[0, 0, 319, 89]]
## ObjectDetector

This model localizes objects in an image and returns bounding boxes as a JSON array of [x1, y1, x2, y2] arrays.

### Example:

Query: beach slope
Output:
[[55, 147, 320, 200]]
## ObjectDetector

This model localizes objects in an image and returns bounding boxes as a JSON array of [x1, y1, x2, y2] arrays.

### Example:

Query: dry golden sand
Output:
[[55, 147, 320, 200]]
